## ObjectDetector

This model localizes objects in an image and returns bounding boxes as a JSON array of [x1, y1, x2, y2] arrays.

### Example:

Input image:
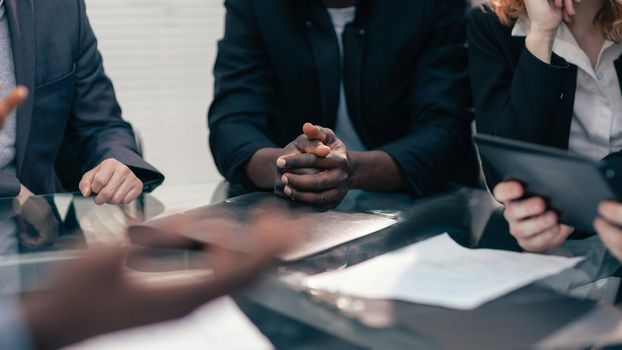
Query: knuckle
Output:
[[315, 177, 326, 191], [100, 189, 113, 199], [93, 175, 107, 187]]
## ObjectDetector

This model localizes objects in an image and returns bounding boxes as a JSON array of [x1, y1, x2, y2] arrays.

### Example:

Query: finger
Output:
[[493, 181, 524, 203], [598, 201, 622, 226], [554, 0, 563, 8], [0, 87, 28, 127], [89, 164, 114, 195], [595, 218, 622, 258], [279, 168, 323, 176], [504, 196, 547, 221], [518, 225, 565, 252], [79, 169, 96, 197], [109, 177, 134, 205], [282, 169, 348, 192], [564, 0, 575, 16], [284, 186, 343, 207], [294, 136, 330, 158], [278, 152, 347, 170], [563, 10, 572, 24], [303, 123, 336, 145], [94, 166, 129, 205], [510, 211, 559, 239], [122, 180, 143, 204]]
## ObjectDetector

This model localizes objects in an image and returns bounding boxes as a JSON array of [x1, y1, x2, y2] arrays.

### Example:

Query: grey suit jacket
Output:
[[0, 0, 164, 197]]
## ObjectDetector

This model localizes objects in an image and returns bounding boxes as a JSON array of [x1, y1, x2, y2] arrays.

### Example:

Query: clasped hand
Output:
[[274, 123, 351, 208]]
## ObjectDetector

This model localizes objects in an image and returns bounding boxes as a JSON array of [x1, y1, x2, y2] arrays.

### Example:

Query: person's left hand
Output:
[[277, 123, 352, 208], [594, 201, 622, 262], [79, 158, 143, 205]]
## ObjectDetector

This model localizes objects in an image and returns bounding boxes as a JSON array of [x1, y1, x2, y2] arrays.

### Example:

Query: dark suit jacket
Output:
[[208, 0, 479, 195], [468, 7, 622, 189], [0, 0, 164, 198]]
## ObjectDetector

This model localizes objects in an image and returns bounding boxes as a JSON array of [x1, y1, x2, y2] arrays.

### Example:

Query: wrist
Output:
[[245, 148, 282, 190], [349, 151, 404, 191], [348, 151, 362, 189], [525, 28, 557, 64]]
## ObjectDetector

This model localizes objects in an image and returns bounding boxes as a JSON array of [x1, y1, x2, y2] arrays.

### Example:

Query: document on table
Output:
[[65, 297, 273, 350], [304, 233, 584, 310]]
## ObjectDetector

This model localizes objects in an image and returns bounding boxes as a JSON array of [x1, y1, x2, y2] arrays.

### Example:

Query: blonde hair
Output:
[[486, 0, 622, 42]]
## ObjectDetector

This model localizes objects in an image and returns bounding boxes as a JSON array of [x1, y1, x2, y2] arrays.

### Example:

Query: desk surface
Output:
[[0, 183, 621, 350]]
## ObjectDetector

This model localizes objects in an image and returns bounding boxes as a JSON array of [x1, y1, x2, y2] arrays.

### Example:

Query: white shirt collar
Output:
[[511, 16, 530, 37], [511, 16, 617, 77]]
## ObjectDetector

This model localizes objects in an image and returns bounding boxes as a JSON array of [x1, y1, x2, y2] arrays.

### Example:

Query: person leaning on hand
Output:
[[208, 0, 480, 208], [469, 0, 622, 251], [0, 0, 163, 205]]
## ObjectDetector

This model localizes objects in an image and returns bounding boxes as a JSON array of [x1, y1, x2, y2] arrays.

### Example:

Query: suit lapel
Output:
[[6, 0, 35, 178], [301, 0, 340, 128]]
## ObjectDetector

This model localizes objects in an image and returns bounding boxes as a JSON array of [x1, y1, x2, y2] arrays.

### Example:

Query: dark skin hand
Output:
[[245, 124, 331, 192], [277, 123, 351, 208], [22, 211, 301, 350], [246, 122, 405, 208]]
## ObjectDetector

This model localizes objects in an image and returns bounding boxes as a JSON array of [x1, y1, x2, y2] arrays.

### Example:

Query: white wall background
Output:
[[85, 0, 225, 186]]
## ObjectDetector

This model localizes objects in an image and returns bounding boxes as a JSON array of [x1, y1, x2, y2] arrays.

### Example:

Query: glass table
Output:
[[1, 182, 622, 349]]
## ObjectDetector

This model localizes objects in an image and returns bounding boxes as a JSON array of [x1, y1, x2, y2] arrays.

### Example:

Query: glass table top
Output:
[[0, 182, 621, 349]]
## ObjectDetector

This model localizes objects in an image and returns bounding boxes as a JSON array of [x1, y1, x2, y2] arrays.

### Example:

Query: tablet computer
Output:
[[474, 134, 619, 233]]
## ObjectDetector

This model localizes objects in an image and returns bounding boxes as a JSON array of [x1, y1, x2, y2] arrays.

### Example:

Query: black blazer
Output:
[[468, 7, 622, 189], [0, 0, 164, 197], [208, 0, 479, 195]]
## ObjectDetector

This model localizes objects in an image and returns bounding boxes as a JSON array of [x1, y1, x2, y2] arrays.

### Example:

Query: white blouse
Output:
[[513, 17, 622, 161]]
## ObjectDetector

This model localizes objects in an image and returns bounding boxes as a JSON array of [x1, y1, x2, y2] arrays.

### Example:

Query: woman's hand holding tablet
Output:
[[494, 181, 575, 252]]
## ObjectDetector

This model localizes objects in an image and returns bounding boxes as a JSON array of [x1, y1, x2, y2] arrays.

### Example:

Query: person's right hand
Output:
[[21, 210, 301, 350], [494, 181, 574, 252], [524, 0, 579, 63], [524, 0, 564, 34]]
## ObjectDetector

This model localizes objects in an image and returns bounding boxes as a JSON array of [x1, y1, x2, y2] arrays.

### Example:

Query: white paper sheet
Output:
[[305, 233, 584, 310], [65, 297, 273, 350]]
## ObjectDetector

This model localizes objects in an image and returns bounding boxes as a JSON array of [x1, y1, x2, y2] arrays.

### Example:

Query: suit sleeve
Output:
[[467, 7, 572, 188], [66, 0, 164, 192], [207, 0, 278, 185], [377, 0, 475, 195]]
